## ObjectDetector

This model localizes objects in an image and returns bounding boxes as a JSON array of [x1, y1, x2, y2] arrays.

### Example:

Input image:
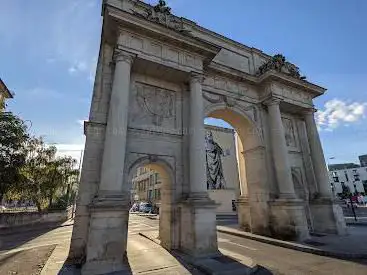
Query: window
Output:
[[148, 190, 153, 200], [150, 175, 154, 186], [158, 189, 161, 200], [333, 176, 339, 182], [354, 174, 360, 181]]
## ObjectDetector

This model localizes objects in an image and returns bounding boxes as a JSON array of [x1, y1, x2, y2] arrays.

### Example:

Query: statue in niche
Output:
[[205, 131, 227, 190]]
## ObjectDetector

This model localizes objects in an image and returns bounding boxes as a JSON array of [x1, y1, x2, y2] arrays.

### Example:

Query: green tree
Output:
[[0, 112, 29, 202], [6, 137, 79, 211]]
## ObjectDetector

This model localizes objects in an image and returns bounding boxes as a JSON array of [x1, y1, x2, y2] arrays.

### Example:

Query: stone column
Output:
[[304, 109, 347, 235], [265, 98, 296, 199], [99, 50, 135, 194], [304, 109, 332, 198], [82, 50, 135, 275], [189, 73, 208, 197], [180, 72, 218, 256]]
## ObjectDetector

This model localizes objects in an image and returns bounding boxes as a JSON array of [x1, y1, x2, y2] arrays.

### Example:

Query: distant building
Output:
[[328, 163, 360, 171], [131, 166, 161, 206], [0, 79, 13, 111], [359, 155, 367, 167], [329, 167, 367, 195]]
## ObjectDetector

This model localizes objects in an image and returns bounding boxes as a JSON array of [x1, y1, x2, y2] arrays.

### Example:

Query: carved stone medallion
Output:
[[133, 82, 175, 127]]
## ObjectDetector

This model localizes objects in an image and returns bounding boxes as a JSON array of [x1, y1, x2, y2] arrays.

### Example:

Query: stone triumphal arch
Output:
[[69, 0, 346, 273]]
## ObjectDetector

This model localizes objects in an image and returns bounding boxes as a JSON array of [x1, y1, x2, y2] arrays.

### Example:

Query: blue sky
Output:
[[1, 0, 366, 164]]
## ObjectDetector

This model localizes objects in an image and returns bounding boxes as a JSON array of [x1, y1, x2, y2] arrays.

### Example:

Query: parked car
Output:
[[139, 202, 153, 213]]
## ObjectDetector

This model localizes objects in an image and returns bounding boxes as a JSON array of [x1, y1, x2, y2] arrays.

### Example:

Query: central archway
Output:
[[204, 103, 271, 235]]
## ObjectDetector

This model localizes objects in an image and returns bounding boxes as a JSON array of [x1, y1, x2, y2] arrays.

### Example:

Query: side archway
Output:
[[125, 155, 178, 250], [204, 103, 271, 235]]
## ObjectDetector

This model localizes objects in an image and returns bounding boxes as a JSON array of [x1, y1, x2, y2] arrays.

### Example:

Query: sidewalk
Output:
[[44, 230, 207, 275], [217, 224, 367, 260]]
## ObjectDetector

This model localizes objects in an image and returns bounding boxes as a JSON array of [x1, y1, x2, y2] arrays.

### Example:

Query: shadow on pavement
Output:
[[0, 222, 70, 251]]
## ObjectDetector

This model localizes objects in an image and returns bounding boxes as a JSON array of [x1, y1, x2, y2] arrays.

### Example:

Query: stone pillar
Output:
[[99, 50, 135, 194], [189, 73, 208, 196], [264, 97, 309, 241], [265, 98, 296, 198], [180, 72, 218, 256], [82, 50, 135, 275], [304, 109, 347, 235], [304, 109, 332, 198]]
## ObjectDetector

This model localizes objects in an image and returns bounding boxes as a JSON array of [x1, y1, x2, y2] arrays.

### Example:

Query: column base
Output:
[[309, 197, 347, 235], [82, 193, 130, 275], [237, 196, 270, 236], [269, 198, 309, 241], [179, 195, 219, 257]]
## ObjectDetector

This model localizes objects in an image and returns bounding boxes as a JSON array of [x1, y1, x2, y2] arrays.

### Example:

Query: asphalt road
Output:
[[1, 215, 367, 275], [132, 215, 367, 275]]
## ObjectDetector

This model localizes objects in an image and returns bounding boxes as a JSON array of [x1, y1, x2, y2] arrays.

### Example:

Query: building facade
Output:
[[0, 79, 13, 111], [131, 167, 161, 205], [69, 1, 346, 273], [329, 166, 367, 195], [329, 163, 360, 171], [359, 155, 367, 167]]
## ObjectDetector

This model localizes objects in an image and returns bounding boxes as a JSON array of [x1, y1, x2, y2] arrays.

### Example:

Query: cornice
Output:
[[257, 70, 326, 97], [105, 5, 221, 60], [204, 124, 235, 134]]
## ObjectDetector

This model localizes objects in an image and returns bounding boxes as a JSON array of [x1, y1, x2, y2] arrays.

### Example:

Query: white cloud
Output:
[[316, 99, 367, 131]]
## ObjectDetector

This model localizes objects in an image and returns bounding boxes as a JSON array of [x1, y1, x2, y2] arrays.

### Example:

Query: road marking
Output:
[[218, 238, 257, 251]]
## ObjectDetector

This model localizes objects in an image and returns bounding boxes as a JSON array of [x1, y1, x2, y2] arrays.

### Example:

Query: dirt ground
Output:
[[0, 245, 56, 275]]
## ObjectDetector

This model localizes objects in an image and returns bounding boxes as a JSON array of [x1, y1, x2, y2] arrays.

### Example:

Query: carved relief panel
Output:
[[128, 81, 180, 134], [282, 117, 297, 148], [281, 115, 302, 152], [291, 166, 306, 200]]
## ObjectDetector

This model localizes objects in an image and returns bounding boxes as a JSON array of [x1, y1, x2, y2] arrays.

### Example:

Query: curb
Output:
[[346, 222, 367, 226], [217, 227, 367, 260]]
